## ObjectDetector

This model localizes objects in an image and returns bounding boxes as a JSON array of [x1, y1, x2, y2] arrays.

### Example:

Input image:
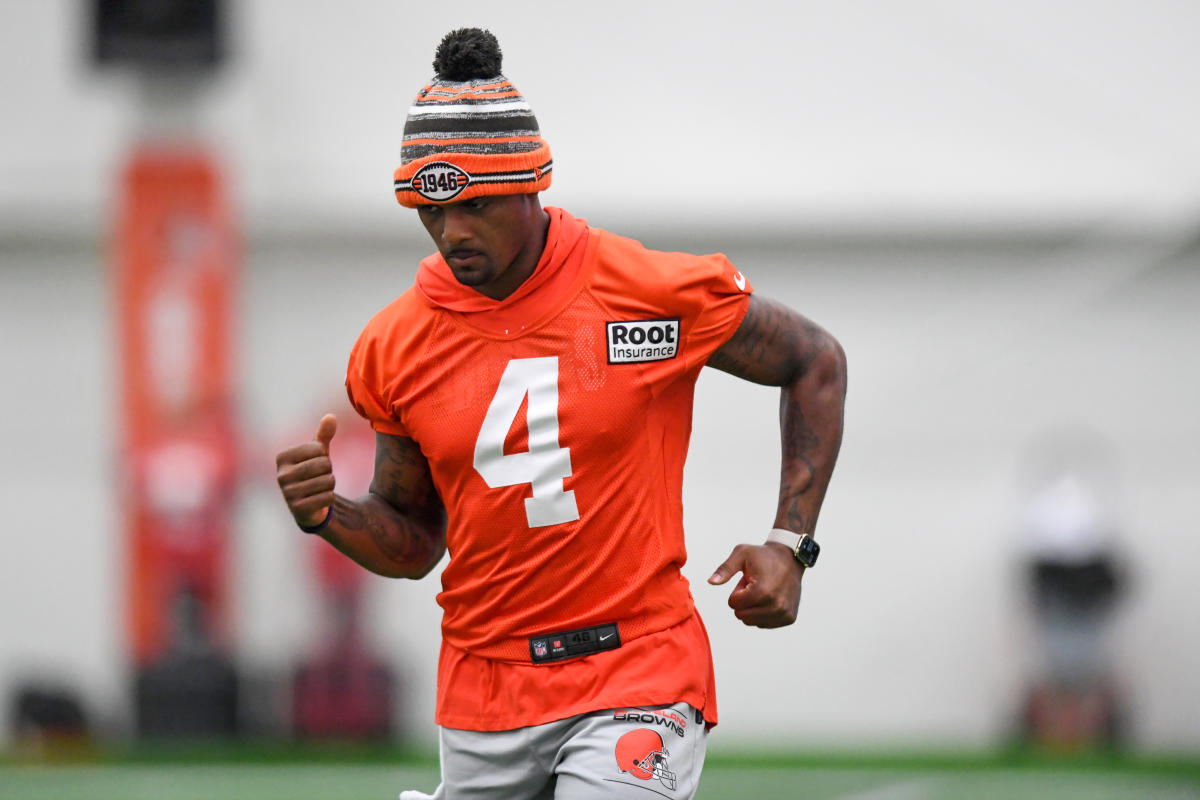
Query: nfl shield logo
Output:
[[534, 640, 547, 658]]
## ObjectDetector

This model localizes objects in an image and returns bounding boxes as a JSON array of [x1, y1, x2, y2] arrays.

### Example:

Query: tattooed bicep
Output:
[[370, 433, 443, 519], [707, 294, 827, 386]]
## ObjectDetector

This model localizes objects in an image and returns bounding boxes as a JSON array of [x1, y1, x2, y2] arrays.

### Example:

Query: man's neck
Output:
[[476, 207, 550, 301]]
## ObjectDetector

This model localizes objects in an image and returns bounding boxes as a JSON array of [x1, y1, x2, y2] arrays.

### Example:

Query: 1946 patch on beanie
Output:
[[393, 28, 552, 208]]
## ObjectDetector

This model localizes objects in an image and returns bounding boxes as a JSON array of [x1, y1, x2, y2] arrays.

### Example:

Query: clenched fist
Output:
[[275, 414, 338, 529], [708, 542, 804, 628]]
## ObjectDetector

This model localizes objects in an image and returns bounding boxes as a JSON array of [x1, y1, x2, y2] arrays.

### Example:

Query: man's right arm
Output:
[[275, 415, 447, 579]]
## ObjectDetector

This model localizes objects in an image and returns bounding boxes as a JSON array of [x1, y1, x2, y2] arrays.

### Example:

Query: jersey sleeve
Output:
[[345, 323, 411, 438], [672, 251, 753, 371]]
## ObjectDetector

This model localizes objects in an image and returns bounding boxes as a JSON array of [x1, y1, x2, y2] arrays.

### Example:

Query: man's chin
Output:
[[450, 268, 489, 287]]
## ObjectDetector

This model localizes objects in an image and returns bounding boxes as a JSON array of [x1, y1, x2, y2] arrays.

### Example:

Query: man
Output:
[[276, 28, 846, 800]]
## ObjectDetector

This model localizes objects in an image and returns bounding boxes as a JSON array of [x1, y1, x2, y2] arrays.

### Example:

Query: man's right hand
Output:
[[275, 413, 338, 529]]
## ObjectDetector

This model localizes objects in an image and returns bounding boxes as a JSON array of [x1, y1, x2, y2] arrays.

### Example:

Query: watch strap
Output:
[[766, 528, 804, 552], [766, 527, 818, 568]]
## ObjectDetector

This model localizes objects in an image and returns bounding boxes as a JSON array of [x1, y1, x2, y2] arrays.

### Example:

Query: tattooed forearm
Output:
[[328, 493, 444, 572], [778, 380, 820, 529], [778, 385, 821, 532], [710, 293, 847, 536], [309, 433, 447, 580], [317, 492, 445, 579]]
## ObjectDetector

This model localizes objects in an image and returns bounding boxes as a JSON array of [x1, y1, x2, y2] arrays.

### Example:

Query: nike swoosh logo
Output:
[[600, 633, 614, 642], [733, 271, 747, 291]]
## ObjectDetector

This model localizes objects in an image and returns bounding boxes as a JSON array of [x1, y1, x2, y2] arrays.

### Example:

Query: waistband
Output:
[[449, 608, 691, 663]]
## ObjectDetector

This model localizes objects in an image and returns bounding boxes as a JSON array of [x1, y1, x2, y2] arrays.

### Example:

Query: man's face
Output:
[[416, 193, 546, 300]]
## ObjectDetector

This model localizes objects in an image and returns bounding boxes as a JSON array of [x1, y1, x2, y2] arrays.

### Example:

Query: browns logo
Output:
[[614, 728, 677, 791], [411, 162, 471, 201]]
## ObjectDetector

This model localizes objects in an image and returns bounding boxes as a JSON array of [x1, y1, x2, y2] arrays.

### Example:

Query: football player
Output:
[[275, 28, 846, 800]]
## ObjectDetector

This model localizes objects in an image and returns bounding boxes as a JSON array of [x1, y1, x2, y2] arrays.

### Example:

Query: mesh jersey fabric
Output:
[[346, 207, 752, 730]]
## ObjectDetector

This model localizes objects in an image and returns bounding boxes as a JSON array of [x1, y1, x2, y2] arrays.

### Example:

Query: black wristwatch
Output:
[[766, 528, 820, 568]]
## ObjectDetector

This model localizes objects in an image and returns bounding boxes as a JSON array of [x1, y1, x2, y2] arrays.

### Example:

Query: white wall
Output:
[[1, 231, 1197, 751], [2, 0, 1199, 237]]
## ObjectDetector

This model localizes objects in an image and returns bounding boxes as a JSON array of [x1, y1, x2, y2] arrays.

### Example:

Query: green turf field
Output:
[[2, 749, 1198, 799]]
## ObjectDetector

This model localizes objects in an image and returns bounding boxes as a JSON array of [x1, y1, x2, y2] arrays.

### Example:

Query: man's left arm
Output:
[[704, 293, 848, 628]]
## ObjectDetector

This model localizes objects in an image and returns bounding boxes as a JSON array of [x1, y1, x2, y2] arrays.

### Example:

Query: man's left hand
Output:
[[708, 543, 804, 628]]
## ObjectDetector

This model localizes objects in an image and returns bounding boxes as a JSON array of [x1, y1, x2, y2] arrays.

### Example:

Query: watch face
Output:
[[797, 535, 820, 567]]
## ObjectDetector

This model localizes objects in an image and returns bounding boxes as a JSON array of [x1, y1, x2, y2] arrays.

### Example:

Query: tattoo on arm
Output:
[[779, 391, 819, 533], [708, 294, 847, 536], [370, 432, 442, 520], [707, 295, 824, 387], [330, 493, 440, 567], [328, 433, 447, 574]]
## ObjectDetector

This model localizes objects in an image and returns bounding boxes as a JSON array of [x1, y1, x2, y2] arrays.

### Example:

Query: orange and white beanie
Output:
[[393, 28, 552, 208]]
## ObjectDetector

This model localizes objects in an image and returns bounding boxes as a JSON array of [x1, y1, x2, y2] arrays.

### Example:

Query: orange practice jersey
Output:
[[346, 207, 751, 730]]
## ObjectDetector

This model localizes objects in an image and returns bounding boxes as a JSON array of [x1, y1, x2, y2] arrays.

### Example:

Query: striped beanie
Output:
[[393, 28, 552, 208]]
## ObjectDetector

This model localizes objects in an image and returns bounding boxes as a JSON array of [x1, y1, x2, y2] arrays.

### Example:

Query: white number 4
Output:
[[473, 357, 580, 528]]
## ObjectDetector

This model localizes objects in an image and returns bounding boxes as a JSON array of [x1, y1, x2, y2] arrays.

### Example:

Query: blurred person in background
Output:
[[275, 28, 846, 800], [1016, 431, 1130, 752]]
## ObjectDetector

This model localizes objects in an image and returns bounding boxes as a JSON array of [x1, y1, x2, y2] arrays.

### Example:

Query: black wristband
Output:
[[298, 509, 333, 534]]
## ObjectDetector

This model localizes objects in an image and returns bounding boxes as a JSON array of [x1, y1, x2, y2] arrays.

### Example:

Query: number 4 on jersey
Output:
[[473, 357, 580, 528]]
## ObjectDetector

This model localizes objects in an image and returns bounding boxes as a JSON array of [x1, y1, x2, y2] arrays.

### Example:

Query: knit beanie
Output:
[[393, 28, 552, 208]]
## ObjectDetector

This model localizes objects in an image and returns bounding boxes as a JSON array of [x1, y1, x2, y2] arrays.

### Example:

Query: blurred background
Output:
[[1, 0, 1198, 795]]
